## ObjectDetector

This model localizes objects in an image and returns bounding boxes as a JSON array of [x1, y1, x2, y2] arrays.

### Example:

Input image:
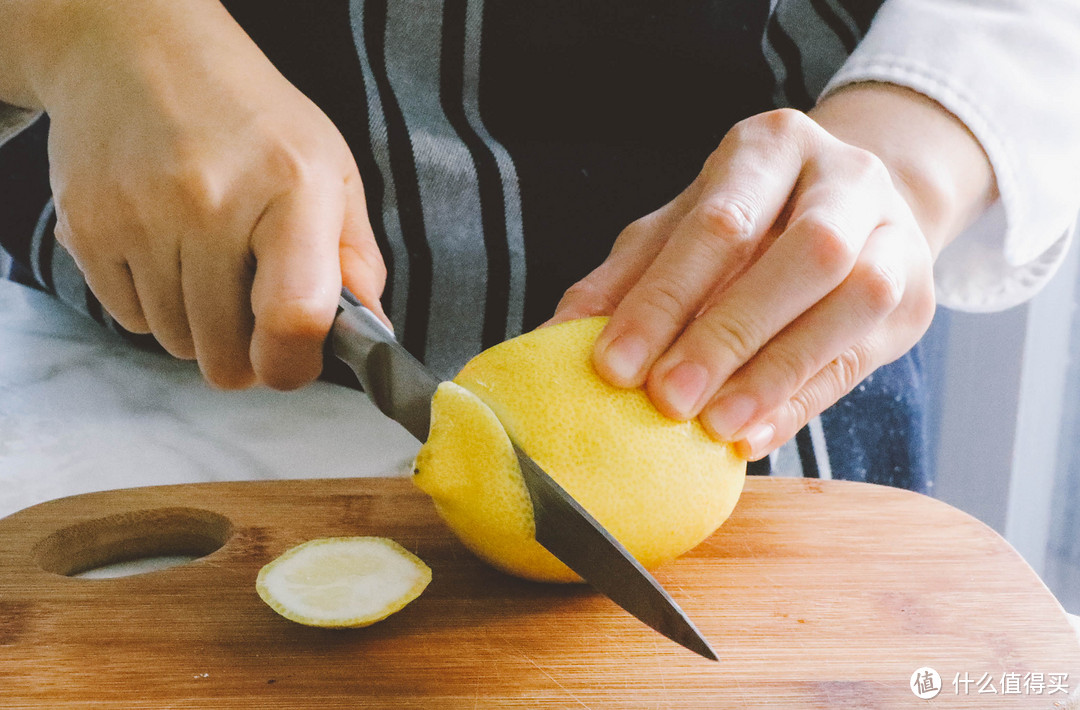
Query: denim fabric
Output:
[[821, 343, 931, 493]]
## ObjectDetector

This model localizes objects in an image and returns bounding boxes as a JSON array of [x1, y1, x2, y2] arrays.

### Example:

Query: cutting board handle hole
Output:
[[32, 507, 233, 577]]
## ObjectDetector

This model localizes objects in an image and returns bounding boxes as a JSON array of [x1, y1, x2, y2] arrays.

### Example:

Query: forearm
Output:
[[0, 0, 62, 108], [0, 0, 251, 112], [809, 81, 997, 256]]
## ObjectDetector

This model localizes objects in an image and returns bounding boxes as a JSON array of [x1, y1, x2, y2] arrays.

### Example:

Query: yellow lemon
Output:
[[256, 537, 431, 627], [413, 317, 746, 583]]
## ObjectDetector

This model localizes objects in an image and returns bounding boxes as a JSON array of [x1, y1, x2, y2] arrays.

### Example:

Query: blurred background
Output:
[[925, 227, 1079, 614]]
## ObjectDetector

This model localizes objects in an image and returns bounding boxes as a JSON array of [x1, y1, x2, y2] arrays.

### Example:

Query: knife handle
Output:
[[328, 289, 395, 395], [328, 288, 440, 442]]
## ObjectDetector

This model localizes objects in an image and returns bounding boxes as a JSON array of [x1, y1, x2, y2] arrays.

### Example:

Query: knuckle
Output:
[[52, 217, 75, 250], [156, 332, 197, 361], [770, 347, 814, 396], [831, 347, 869, 396], [785, 391, 814, 433], [851, 261, 904, 316], [618, 215, 653, 242], [256, 355, 321, 391], [693, 197, 757, 248], [700, 316, 760, 363], [755, 108, 811, 137], [54, 203, 94, 248], [165, 163, 226, 220], [789, 346, 873, 430], [263, 143, 317, 191], [103, 301, 150, 334], [785, 352, 861, 428], [800, 216, 855, 276], [261, 298, 333, 342], [558, 278, 618, 317], [203, 362, 257, 391], [608, 216, 657, 256], [342, 241, 388, 285], [847, 147, 890, 184], [640, 278, 690, 324]]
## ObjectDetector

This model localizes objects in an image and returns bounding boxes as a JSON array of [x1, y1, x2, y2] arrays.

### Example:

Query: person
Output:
[[1, 0, 1078, 491]]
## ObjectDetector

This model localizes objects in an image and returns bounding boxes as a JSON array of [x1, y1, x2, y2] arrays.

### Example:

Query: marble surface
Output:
[[0, 279, 419, 520]]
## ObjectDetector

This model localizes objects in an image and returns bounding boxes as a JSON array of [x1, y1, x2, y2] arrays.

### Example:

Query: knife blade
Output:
[[330, 289, 717, 661]]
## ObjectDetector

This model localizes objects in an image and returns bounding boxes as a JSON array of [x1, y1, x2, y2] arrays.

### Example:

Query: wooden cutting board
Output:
[[0, 476, 1076, 709]]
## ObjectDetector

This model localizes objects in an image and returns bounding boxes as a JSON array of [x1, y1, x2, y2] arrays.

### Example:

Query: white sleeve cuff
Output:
[[932, 201, 1072, 312], [0, 101, 41, 148], [819, 0, 1080, 312]]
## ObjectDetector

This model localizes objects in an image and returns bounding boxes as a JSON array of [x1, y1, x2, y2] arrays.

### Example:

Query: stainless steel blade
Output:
[[330, 289, 717, 660], [515, 445, 717, 661]]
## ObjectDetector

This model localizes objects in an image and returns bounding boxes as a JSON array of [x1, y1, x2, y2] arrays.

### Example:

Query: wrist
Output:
[[0, 0, 146, 110], [1, 0, 249, 113], [0, 0, 69, 109], [809, 82, 997, 255]]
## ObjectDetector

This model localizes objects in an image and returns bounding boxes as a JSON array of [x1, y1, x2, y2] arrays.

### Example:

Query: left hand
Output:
[[549, 85, 994, 460]]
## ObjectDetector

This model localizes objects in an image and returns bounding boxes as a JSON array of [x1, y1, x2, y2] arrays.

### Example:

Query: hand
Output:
[[29, 0, 387, 390], [551, 85, 994, 460]]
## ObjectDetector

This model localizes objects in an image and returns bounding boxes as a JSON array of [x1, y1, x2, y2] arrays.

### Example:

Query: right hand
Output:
[[34, 0, 386, 390]]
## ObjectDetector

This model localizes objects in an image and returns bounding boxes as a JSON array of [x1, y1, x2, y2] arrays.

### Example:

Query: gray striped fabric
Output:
[[2, 0, 882, 483], [763, 0, 866, 108]]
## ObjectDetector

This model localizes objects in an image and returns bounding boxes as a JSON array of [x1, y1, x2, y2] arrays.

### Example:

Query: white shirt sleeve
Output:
[[0, 101, 41, 148], [819, 0, 1080, 313]]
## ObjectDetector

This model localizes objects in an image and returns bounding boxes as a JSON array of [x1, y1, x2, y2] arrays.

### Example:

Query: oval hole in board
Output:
[[33, 507, 233, 578]]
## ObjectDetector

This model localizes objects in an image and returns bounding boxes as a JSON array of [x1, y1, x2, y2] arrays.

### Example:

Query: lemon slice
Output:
[[256, 537, 431, 628]]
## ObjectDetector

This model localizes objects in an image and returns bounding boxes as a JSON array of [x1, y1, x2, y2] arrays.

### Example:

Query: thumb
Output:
[[249, 184, 343, 390], [339, 171, 390, 329]]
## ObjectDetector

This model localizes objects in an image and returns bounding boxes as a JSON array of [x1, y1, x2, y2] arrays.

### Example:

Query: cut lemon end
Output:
[[256, 537, 431, 628]]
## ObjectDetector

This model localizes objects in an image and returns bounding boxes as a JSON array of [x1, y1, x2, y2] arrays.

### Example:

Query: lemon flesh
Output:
[[256, 537, 431, 627], [413, 316, 746, 583]]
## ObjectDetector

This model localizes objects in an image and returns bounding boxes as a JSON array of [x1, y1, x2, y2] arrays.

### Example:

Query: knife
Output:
[[329, 289, 717, 661]]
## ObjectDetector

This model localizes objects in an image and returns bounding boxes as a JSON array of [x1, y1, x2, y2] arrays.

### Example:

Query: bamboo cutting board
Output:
[[0, 476, 1076, 709]]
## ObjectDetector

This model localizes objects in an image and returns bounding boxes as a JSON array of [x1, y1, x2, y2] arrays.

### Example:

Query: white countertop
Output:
[[0, 279, 419, 520]]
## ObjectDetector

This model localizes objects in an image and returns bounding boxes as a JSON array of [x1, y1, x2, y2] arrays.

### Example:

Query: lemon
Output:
[[413, 317, 746, 583], [256, 537, 431, 627]]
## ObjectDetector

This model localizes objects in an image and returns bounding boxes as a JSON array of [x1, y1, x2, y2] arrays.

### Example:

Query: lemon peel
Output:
[[413, 316, 746, 583]]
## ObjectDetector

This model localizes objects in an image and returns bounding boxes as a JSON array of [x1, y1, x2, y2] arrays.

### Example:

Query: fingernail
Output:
[[738, 422, 776, 460], [703, 393, 757, 440], [659, 361, 709, 418], [600, 334, 649, 384]]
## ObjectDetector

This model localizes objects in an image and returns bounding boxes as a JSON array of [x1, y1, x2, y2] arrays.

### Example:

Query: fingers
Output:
[[126, 248, 196, 360], [42, 19, 383, 393], [181, 231, 257, 389], [55, 211, 150, 334], [60, 213, 197, 355], [61, 166, 377, 391], [77, 257, 150, 335], [645, 157, 891, 420], [248, 182, 345, 391], [553, 107, 940, 460], [733, 339, 881, 461], [741, 270, 934, 461], [339, 169, 390, 327], [698, 224, 915, 449], [591, 110, 809, 389]]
